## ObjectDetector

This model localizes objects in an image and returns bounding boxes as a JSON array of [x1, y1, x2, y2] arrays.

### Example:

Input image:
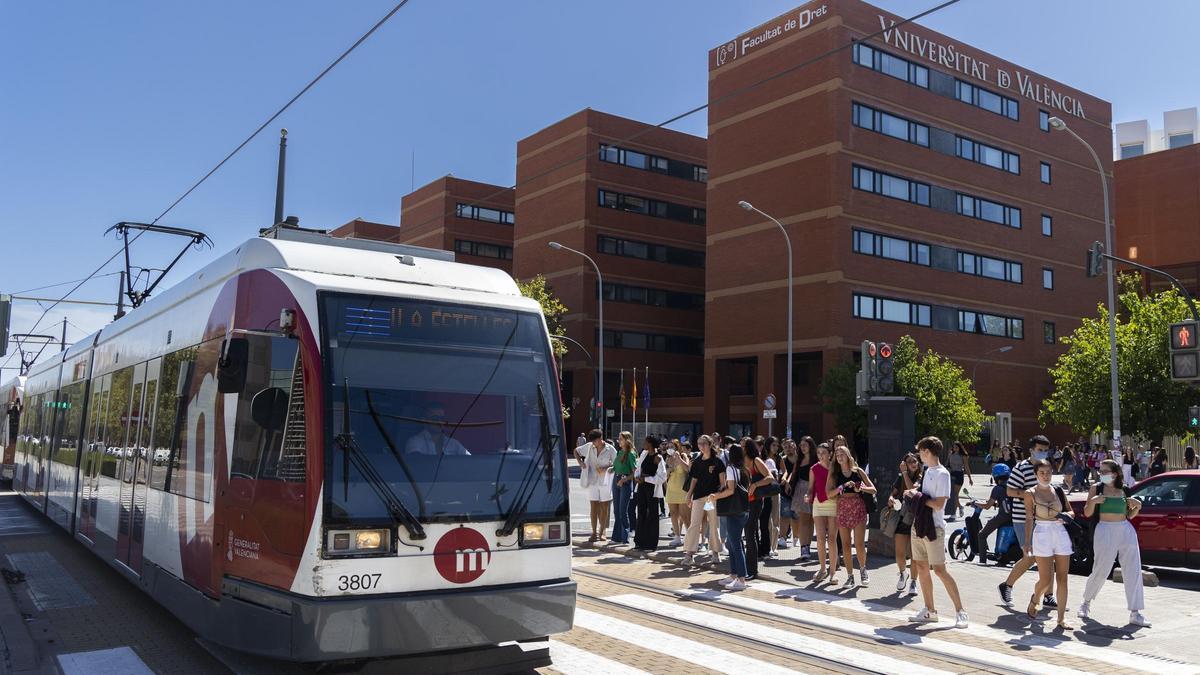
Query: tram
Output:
[[4, 227, 574, 667]]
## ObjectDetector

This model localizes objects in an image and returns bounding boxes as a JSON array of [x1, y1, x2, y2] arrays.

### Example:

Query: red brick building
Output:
[[1115, 144, 1200, 296], [331, 176, 516, 273], [512, 109, 708, 439], [703, 0, 1111, 441]]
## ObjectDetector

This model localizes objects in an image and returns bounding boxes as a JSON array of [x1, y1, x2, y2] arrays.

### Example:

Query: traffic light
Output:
[[1170, 322, 1200, 381], [1086, 241, 1105, 278], [877, 342, 895, 393], [1189, 406, 1200, 430], [856, 340, 876, 407], [0, 294, 9, 358]]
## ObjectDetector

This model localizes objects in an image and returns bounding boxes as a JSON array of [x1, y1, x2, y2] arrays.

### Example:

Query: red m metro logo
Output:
[[433, 527, 492, 584]]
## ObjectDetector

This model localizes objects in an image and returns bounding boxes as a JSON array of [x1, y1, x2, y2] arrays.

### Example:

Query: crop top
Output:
[[1098, 495, 1127, 515]]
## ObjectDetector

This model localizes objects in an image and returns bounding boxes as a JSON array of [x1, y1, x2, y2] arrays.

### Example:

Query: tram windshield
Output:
[[321, 293, 568, 526]]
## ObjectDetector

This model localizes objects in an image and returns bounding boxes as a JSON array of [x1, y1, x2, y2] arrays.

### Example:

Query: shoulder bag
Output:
[[716, 469, 750, 517], [879, 503, 901, 537]]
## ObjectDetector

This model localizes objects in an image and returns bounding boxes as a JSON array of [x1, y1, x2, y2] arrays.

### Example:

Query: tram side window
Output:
[[23, 394, 44, 458], [53, 382, 85, 467], [150, 351, 185, 491], [102, 367, 134, 479], [167, 344, 205, 500], [231, 335, 298, 480]]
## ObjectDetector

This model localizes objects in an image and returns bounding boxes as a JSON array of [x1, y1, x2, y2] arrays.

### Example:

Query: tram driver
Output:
[[404, 402, 471, 456]]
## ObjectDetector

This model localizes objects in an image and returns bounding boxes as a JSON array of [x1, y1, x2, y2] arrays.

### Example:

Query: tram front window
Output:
[[321, 294, 567, 526]]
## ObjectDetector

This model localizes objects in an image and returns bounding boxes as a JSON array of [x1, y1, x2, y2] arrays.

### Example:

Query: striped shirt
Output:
[[1007, 459, 1036, 522]]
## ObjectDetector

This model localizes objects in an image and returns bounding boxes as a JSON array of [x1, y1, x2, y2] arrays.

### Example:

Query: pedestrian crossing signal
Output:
[[1189, 406, 1200, 429], [1172, 322, 1197, 350], [1170, 322, 1200, 382]]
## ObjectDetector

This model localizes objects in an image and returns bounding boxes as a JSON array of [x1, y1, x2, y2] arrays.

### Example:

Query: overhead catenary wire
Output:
[[395, 0, 965, 238], [5, 0, 415, 377]]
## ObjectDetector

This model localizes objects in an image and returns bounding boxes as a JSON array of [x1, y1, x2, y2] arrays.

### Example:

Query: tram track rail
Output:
[[573, 565, 1031, 675]]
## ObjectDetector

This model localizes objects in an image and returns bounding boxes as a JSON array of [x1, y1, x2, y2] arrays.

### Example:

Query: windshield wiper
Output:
[[334, 378, 426, 541], [496, 382, 559, 537]]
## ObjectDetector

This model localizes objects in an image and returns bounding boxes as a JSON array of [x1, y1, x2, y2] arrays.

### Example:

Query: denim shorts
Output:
[[780, 497, 795, 519]]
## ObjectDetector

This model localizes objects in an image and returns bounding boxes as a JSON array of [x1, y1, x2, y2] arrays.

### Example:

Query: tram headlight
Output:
[[520, 521, 567, 547], [325, 528, 391, 556]]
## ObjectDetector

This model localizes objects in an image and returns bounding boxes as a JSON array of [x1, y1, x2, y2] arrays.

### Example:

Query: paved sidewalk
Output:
[[572, 472, 1200, 669]]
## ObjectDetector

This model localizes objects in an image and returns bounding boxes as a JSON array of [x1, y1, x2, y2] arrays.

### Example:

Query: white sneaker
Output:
[[955, 610, 969, 628], [909, 608, 939, 623], [907, 579, 919, 596], [768, 550, 779, 558], [1129, 611, 1151, 627], [682, 554, 695, 566], [671, 537, 683, 547], [1077, 601, 1090, 619], [719, 575, 737, 586], [859, 568, 870, 586], [896, 571, 908, 591], [727, 579, 747, 591]]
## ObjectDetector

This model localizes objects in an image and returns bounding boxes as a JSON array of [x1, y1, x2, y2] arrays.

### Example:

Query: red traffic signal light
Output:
[[879, 343, 892, 359], [867, 341, 877, 358]]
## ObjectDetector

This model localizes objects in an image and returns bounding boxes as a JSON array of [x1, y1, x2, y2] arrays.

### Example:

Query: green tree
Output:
[[820, 336, 987, 444], [1041, 274, 1196, 443], [893, 336, 988, 444], [516, 275, 568, 357]]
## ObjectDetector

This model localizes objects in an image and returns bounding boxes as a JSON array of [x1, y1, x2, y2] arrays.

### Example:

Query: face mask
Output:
[[1032, 451, 1048, 461], [1100, 474, 1115, 485], [667, 448, 676, 456], [1037, 478, 1052, 488]]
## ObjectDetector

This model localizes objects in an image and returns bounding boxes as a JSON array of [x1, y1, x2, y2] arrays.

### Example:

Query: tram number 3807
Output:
[[337, 573, 382, 591]]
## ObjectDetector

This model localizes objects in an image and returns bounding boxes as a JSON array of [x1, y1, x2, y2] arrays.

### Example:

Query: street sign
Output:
[[1170, 321, 1200, 381], [762, 409, 777, 419], [764, 393, 776, 410]]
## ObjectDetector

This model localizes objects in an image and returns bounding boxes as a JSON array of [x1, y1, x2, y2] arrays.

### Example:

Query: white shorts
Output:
[[1032, 521, 1073, 557]]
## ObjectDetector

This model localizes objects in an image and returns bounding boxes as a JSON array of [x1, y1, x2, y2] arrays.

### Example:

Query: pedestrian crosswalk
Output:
[[548, 641, 651, 675]]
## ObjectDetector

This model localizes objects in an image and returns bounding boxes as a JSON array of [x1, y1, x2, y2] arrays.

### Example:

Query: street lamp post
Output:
[[971, 345, 1013, 384], [738, 200, 794, 439], [549, 241, 604, 430], [1049, 116, 1121, 447]]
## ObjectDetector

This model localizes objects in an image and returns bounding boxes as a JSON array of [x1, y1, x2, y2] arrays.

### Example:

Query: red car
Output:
[[1071, 469, 1200, 569]]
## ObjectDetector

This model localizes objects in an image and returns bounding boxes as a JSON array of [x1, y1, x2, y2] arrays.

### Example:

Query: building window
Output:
[[958, 310, 1023, 339], [1040, 161, 1051, 184], [852, 293, 932, 327], [1039, 110, 1050, 132], [852, 165, 930, 206], [1168, 133, 1195, 149], [598, 189, 705, 226], [956, 136, 1020, 174], [597, 235, 705, 268], [456, 203, 514, 225], [1120, 143, 1144, 159], [852, 43, 928, 88], [955, 80, 1019, 120], [601, 282, 704, 311], [956, 193, 1021, 228], [454, 239, 512, 260], [1043, 267, 1054, 290], [598, 143, 707, 183], [1041, 214, 1052, 237], [1044, 321, 1056, 344], [957, 252, 1022, 283], [852, 229, 930, 266], [600, 329, 703, 355], [852, 102, 929, 147]]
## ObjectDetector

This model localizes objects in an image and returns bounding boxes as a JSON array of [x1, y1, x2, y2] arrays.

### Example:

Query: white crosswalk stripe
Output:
[[608, 593, 955, 675], [549, 640, 652, 675], [746, 580, 1187, 675], [572, 608, 804, 675]]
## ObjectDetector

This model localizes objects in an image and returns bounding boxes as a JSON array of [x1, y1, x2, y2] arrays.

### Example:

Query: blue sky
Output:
[[2, 0, 1197, 373]]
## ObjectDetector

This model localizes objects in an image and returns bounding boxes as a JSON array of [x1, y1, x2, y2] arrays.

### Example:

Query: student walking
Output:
[[786, 437, 816, 561], [576, 429, 616, 542], [743, 438, 777, 579], [1022, 458, 1074, 629], [946, 442, 973, 521], [665, 439, 691, 546], [906, 436, 968, 628], [683, 435, 725, 566], [1079, 459, 1151, 627], [829, 445, 875, 588], [890, 453, 921, 596], [997, 435, 1057, 610], [710, 443, 751, 591]]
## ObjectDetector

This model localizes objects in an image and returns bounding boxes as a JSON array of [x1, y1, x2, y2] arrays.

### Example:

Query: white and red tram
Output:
[[5, 228, 575, 665]]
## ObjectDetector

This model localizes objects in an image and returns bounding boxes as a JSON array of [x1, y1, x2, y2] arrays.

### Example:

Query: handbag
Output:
[[716, 469, 749, 516], [754, 481, 781, 498], [861, 490, 877, 513], [578, 449, 592, 489], [880, 505, 901, 537]]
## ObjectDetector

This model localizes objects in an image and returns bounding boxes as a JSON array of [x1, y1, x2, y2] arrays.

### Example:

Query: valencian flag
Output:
[[619, 369, 626, 411], [631, 370, 638, 413]]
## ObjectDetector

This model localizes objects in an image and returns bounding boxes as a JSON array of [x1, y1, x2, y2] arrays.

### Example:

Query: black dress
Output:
[[633, 453, 661, 550]]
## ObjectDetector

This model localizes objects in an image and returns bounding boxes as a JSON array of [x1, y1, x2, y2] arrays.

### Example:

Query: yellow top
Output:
[[665, 461, 689, 504]]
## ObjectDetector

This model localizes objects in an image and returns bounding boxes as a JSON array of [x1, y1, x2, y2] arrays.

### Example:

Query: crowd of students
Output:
[[575, 429, 1155, 630]]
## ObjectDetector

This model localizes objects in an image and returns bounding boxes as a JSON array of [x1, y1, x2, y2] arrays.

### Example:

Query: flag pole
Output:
[[619, 368, 624, 437], [644, 366, 649, 433]]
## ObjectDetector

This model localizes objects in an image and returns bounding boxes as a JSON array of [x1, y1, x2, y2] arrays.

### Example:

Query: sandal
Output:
[[1027, 600, 1040, 621], [1057, 621, 1075, 630]]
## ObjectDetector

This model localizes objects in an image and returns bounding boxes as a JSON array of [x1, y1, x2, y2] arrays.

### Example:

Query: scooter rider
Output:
[[973, 463, 1013, 563]]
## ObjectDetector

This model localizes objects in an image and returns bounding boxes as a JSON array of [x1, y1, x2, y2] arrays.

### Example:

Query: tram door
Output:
[[116, 361, 153, 574], [79, 375, 110, 542]]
